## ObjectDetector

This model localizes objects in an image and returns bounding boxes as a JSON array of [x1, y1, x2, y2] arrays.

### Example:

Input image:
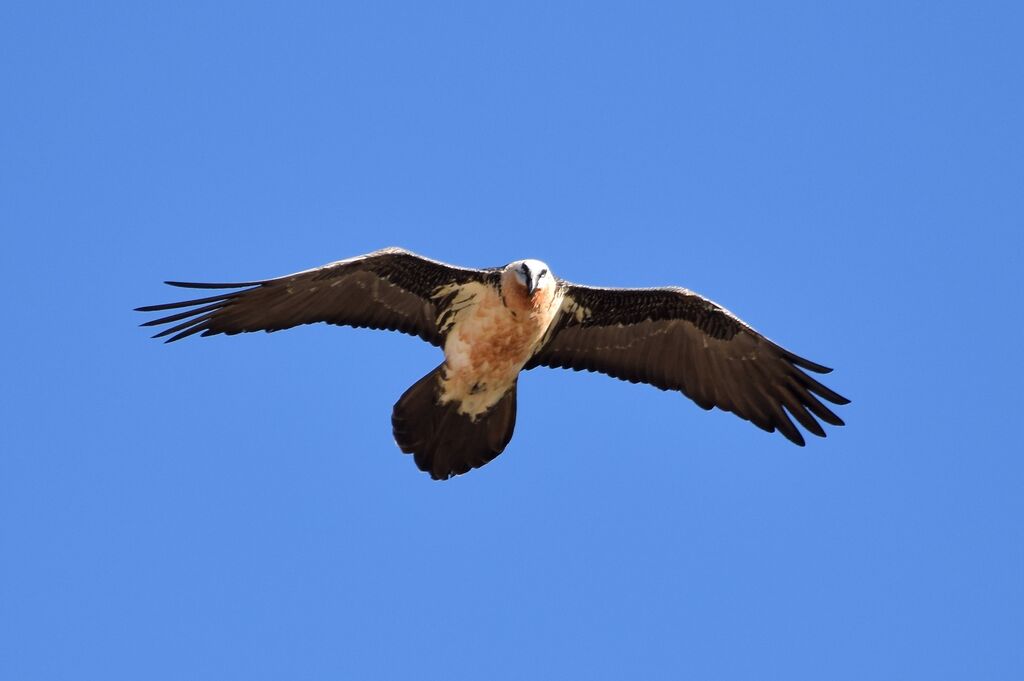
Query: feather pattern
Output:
[[526, 281, 850, 445], [136, 247, 496, 346]]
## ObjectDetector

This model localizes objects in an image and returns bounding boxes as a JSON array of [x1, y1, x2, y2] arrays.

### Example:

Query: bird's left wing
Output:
[[137, 247, 494, 346], [526, 282, 849, 445]]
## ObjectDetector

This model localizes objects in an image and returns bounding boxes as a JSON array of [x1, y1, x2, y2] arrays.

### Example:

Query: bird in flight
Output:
[[137, 247, 848, 480]]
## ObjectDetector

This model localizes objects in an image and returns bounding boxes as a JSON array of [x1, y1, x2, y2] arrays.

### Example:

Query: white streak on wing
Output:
[[563, 295, 591, 322]]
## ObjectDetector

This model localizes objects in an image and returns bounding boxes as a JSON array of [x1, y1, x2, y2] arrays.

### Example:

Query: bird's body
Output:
[[436, 265, 561, 418], [138, 247, 849, 480]]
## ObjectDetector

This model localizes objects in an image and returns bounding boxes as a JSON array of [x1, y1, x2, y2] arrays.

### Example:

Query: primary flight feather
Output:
[[137, 247, 849, 480]]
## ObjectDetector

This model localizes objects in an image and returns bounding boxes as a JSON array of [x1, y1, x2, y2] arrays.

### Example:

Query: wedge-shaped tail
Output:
[[391, 365, 518, 480]]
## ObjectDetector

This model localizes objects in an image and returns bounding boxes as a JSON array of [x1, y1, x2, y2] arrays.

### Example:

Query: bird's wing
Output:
[[136, 247, 496, 346], [526, 282, 849, 445]]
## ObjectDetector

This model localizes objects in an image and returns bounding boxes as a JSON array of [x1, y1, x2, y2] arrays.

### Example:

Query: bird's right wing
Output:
[[526, 282, 849, 445], [136, 247, 496, 346]]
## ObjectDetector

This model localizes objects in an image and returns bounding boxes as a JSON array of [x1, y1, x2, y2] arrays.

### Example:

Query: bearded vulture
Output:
[[137, 247, 849, 480]]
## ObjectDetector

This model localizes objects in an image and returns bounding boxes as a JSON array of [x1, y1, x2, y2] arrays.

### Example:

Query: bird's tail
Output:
[[391, 364, 518, 480]]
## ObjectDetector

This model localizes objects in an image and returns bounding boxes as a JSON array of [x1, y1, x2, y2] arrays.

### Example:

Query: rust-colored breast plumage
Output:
[[437, 275, 560, 418]]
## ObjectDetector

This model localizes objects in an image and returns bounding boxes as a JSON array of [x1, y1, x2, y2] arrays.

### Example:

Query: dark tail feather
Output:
[[391, 365, 518, 480]]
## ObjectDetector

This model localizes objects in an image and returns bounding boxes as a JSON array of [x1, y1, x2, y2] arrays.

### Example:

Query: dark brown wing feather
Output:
[[526, 283, 850, 445], [136, 247, 495, 346]]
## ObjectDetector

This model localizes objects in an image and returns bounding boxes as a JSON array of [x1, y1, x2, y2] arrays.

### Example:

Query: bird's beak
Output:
[[526, 272, 539, 296]]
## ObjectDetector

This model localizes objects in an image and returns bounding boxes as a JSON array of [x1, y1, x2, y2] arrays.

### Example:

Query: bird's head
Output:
[[502, 258, 553, 303]]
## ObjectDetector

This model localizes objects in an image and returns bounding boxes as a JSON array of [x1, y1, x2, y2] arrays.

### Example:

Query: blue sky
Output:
[[2, 2, 1022, 679]]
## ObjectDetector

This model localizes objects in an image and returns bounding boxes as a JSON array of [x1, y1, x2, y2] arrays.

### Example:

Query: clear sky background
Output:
[[2, 2, 1022, 679]]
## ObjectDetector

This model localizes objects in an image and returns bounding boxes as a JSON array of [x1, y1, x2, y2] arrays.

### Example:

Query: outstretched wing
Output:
[[526, 283, 849, 445], [136, 247, 495, 346]]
